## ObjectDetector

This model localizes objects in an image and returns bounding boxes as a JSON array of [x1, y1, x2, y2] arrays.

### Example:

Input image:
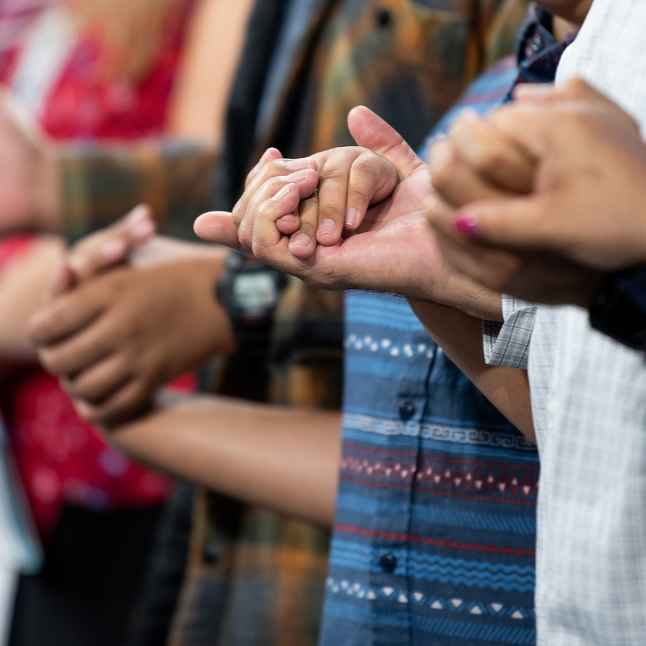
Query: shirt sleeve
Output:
[[482, 295, 537, 369], [59, 139, 217, 244]]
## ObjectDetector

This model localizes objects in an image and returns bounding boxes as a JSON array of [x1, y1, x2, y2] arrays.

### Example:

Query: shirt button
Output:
[[399, 401, 416, 421], [376, 8, 392, 27], [202, 542, 222, 565], [529, 33, 543, 53], [380, 552, 397, 574]]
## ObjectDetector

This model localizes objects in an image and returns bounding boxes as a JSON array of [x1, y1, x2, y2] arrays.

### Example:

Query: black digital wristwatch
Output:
[[217, 250, 288, 355]]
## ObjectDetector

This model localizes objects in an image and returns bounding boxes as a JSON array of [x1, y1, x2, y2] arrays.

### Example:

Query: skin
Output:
[[29, 215, 236, 425], [195, 2, 591, 442], [427, 79, 646, 307], [29, 213, 341, 526], [0, 0, 255, 233], [106, 393, 341, 526], [197, 107, 503, 322]]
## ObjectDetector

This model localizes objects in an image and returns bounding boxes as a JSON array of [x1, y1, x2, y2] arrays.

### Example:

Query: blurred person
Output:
[[26, 2, 537, 646], [0, 1, 255, 645], [36, 3, 595, 645], [426, 70, 646, 645], [213, 0, 646, 643]]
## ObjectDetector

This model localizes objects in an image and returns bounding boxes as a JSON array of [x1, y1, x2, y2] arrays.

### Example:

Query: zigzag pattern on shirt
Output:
[[325, 577, 535, 620], [330, 541, 535, 592], [336, 493, 537, 534], [324, 600, 536, 644], [340, 453, 538, 501], [343, 413, 536, 451]]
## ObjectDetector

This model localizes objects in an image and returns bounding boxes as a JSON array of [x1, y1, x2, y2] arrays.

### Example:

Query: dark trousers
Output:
[[8, 503, 165, 646]]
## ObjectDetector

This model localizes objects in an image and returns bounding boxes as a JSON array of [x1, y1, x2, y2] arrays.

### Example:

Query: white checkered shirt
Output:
[[486, 2, 646, 643]]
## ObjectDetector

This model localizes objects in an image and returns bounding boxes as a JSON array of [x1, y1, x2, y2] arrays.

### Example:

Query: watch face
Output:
[[233, 272, 279, 317]]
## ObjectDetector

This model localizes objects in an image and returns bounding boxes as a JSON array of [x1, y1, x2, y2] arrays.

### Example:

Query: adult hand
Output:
[[29, 236, 234, 424], [0, 91, 60, 232], [427, 79, 645, 307], [196, 107, 500, 320]]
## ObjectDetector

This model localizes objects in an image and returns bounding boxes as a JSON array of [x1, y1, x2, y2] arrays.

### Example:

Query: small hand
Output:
[[235, 146, 398, 259]]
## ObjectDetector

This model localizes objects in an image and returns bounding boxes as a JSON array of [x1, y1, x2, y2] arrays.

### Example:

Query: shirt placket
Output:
[[368, 371, 430, 646]]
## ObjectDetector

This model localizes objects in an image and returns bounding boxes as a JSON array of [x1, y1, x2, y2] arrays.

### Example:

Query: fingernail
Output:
[[281, 158, 313, 171], [318, 219, 335, 235], [259, 148, 273, 164], [73, 399, 92, 419], [101, 238, 127, 259], [292, 234, 310, 247], [454, 213, 480, 236], [131, 217, 155, 240], [344, 208, 359, 228], [458, 108, 482, 122], [272, 184, 293, 201], [285, 169, 315, 183], [513, 83, 555, 101], [278, 214, 297, 225], [127, 204, 149, 224]]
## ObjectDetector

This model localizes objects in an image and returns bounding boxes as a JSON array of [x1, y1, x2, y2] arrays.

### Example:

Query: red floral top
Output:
[[0, 1, 197, 538]]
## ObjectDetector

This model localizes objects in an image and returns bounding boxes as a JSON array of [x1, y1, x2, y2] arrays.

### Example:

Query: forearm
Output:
[[59, 139, 217, 243], [106, 393, 342, 526], [409, 300, 535, 442], [0, 236, 65, 360]]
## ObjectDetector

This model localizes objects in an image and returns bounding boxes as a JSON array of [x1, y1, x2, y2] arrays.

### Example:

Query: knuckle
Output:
[[257, 199, 281, 219], [265, 159, 288, 178], [318, 204, 343, 222], [318, 166, 346, 184], [469, 141, 507, 173], [430, 149, 461, 192], [38, 347, 62, 373]]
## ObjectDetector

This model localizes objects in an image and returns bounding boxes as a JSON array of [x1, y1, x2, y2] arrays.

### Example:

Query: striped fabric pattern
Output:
[[320, 9, 572, 644]]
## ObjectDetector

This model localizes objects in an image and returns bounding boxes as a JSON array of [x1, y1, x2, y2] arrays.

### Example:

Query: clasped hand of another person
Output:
[[427, 78, 646, 307], [195, 107, 501, 321], [29, 205, 235, 425]]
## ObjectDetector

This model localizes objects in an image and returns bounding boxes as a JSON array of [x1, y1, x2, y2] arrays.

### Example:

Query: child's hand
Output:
[[232, 146, 398, 259]]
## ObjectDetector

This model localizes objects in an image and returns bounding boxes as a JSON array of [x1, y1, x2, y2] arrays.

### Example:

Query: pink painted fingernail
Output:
[[344, 208, 359, 228], [292, 234, 310, 247], [454, 213, 480, 236], [318, 219, 335, 235], [272, 184, 294, 201]]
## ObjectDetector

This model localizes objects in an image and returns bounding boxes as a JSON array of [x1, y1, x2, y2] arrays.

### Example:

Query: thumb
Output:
[[348, 106, 423, 179], [66, 204, 156, 284], [194, 211, 243, 250], [449, 195, 556, 250]]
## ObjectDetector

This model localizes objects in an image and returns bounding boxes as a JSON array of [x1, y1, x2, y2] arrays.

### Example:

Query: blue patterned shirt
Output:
[[319, 6, 573, 646]]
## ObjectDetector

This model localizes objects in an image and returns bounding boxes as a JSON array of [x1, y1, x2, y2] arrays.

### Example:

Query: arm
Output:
[[0, 236, 65, 361], [106, 393, 342, 527], [167, 0, 255, 144], [409, 301, 535, 442]]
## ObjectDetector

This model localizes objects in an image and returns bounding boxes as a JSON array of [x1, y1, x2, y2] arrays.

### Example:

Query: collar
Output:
[[514, 3, 578, 84]]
